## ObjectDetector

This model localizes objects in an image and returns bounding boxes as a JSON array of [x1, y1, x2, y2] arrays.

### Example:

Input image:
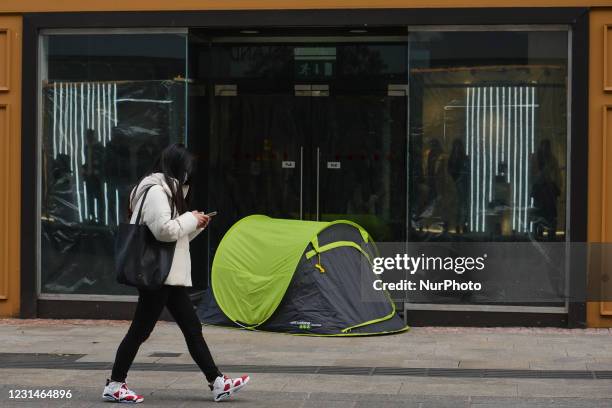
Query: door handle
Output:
[[316, 147, 320, 221], [300, 146, 304, 220]]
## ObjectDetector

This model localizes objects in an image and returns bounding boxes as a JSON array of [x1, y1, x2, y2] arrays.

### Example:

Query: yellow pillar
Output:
[[588, 8, 612, 327], [0, 15, 21, 317]]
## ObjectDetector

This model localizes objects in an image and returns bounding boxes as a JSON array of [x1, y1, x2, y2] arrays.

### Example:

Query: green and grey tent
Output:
[[198, 215, 408, 336]]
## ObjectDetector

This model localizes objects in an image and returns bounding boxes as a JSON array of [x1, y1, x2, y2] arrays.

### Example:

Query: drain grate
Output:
[[0, 353, 608, 380], [428, 369, 481, 378], [317, 366, 373, 376], [256, 365, 317, 374], [594, 371, 612, 379], [373, 367, 428, 376], [482, 369, 539, 378], [536, 370, 594, 379]]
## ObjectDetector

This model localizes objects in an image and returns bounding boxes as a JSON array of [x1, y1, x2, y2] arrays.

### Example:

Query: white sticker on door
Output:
[[282, 161, 296, 169], [327, 161, 341, 169]]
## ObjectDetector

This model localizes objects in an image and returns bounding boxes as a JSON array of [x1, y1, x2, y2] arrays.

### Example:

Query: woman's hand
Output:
[[192, 211, 210, 229]]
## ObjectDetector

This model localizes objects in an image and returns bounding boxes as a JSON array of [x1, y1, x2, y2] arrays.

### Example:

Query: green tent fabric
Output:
[[206, 215, 407, 335], [212, 215, 320, 326], [212, 215, 368, 326]]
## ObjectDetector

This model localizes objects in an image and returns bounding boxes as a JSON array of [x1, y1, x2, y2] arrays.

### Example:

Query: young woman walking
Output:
[[103, 144, 249, 403]]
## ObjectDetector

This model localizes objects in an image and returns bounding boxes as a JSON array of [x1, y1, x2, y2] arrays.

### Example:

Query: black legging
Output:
[[111, 285, 221, 383]]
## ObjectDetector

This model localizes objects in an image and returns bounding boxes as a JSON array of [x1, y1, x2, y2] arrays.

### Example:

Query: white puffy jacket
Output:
[[129, 172, 204, 287]]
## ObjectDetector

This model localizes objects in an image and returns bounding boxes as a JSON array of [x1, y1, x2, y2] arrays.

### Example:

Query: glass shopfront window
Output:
[[407, 28, 569, 243], [39, 30, 188, 295], [36, 25, 571, 307], [404, 27, 570, 310]]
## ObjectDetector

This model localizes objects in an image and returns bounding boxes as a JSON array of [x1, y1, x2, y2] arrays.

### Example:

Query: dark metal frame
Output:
[[22, 7, 589, 326]]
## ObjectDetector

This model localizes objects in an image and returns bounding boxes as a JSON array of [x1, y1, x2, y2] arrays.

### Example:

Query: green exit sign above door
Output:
[[294, 47, 336, 79]]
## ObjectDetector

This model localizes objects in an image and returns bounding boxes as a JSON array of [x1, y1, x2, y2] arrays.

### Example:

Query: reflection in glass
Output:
[[40, 33, 187, 295], [464, 85, 538, 234], [408, 30, 568, 243], [194, 38, 409, 252], [316, 93, 407, 242], [406, 29, 569, 307]]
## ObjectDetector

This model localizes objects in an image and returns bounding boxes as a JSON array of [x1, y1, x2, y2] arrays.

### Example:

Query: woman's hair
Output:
[[130, 143, 195, 218]]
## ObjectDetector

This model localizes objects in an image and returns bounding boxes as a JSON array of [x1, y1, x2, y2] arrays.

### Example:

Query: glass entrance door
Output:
[[207, 93, 309, 228], [191, 33, 409, 281], [314, 92, 407, 242], [207, 90, 312, 268]]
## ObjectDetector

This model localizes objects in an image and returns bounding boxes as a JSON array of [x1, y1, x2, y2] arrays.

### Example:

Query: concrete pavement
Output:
[[1, 319, 612, 407]]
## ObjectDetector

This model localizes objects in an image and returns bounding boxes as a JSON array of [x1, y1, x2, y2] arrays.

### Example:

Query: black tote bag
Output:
[[115, 185, 176, 289]]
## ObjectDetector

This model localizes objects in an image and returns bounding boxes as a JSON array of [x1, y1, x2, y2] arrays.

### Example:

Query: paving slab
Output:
[[516, 378, 612, 398], [354, 402, 420, 408], [398, 377, 519, 397], [458, 360, 531, 369], [3, 320, 612, 406], [470, 397, 612, 408]]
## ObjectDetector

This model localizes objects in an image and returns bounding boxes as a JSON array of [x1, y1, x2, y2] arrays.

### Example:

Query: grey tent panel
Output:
[[198, 223, 408, 336]]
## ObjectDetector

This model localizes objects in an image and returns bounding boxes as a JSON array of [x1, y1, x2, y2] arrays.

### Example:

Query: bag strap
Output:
[[134, 185, 154, 225]]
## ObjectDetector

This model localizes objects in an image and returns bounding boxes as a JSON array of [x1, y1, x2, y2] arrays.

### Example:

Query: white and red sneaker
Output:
[[102, 379, 144, 403], [209, 374, 250, 402]]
